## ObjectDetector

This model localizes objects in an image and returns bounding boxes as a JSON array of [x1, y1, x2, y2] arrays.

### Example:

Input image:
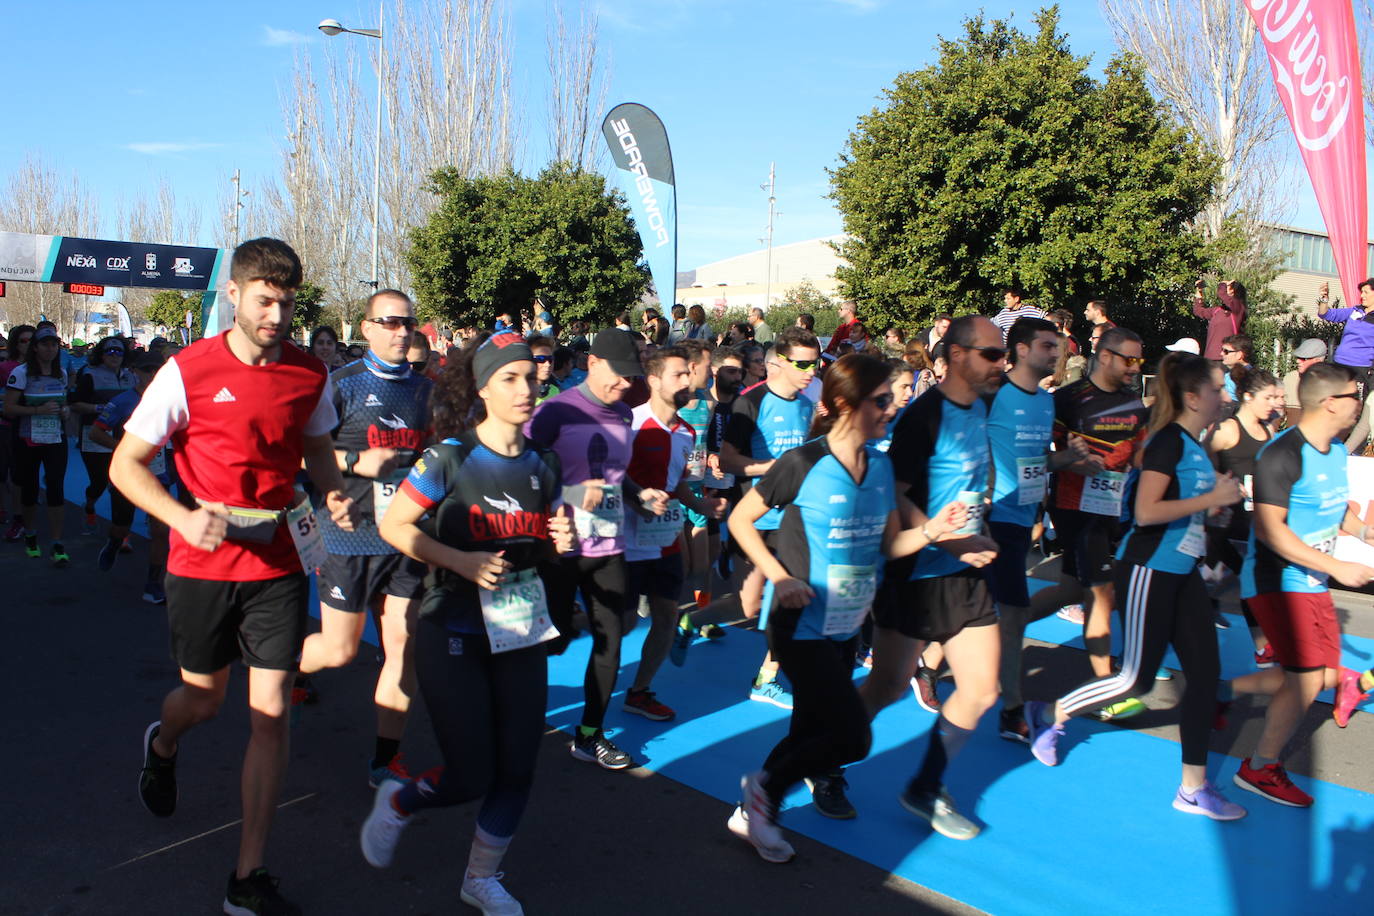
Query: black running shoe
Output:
[[570, 730, 634, 770], [998, 706, 1030, 744], [223, 867, 302, 916], [138, 721, 177, 817], [805, 771, 857, 819], [912, 666, 941, 714]]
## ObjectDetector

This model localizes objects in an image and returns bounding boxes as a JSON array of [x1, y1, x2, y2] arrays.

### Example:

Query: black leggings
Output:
[[396, 618, 547, 839], [761, 628, 871, 807], [81, 449, 112, 509], [1058, 564, 1219, 766], [546, 553, 630, 730], [15, 440, 66, 507]]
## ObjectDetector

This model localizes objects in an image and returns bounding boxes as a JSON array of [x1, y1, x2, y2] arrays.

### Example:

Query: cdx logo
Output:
[[106, 257, 130, 270]]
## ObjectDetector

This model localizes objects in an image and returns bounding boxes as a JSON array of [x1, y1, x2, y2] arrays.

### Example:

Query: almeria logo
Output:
[[212, 387, 236, 403]]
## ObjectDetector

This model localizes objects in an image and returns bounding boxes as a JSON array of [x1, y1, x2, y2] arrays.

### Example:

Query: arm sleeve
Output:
[[1253, 439, 1300, 510], [753, 447, 809, 508], [303, 376, 338, 437], [723, 394, 760, 454], [93, 396, 130, 433], [1140, 426, 1184, 477], [123, 359, 188, 448], [399, 445, 450, 510], [6, 365, 27, 391], [1321, 307, 1356, 323], [1191, 299, 1211, 320]]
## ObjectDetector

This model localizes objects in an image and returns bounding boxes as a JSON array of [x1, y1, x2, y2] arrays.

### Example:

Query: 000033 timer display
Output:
[[62, 282, 106, 296]]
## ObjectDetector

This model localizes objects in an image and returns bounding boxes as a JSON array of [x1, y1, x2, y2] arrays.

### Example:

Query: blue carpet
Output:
[[547, 622, 1374, 915]]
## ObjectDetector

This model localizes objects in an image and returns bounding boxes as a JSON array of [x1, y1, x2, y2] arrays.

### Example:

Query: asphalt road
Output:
[[6, 505, 1373, 915]]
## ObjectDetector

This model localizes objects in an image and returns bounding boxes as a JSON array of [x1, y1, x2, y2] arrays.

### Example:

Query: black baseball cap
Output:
[[590, 329, 644, 377]]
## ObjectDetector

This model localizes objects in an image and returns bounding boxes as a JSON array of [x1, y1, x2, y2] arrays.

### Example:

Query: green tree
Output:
[[407, 163, 649, 330], [829, 7, 1219, 353], [146, 290, 203, 339], [293, 281, 326, 333]]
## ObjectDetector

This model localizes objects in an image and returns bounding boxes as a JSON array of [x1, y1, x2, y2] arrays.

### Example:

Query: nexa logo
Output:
[[66, 254, 96, 268], [106, 257, 130, 270], [609, 118, 671, 249]]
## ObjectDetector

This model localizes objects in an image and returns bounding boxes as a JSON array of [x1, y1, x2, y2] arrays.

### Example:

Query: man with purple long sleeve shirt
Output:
[[528, 328, 669, 771], [1317, 278, 1374, 392], [1192, 279, 1247, 360]]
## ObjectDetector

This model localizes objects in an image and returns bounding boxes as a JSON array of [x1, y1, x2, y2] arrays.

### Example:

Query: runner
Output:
[[672, 339, 718, 613], [726, 353, 968, 862], [1217, 363, 1374, 807], [716, 326, 819, 709], [1025, 326, 1150, 720], [362, 333, 575, 915], [673, 344, 746, 662], [71, 336, 136, 537], [1205, 367, 1284, 662], [861, 315, 1003, 840], [0, 324, 35, 542], [296, 289, 433, 788], [621, 345, 727, 721], [985, 317, 1091, 742], [88, 351, 173, 599], [1026, 353, 1251, 821], [528, 328, 657, 770], [112, 238, 358, 916], [3, 325, 72, 566]]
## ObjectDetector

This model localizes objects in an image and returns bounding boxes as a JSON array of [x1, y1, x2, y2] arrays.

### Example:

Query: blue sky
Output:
[[0, 0, 1327, 272]]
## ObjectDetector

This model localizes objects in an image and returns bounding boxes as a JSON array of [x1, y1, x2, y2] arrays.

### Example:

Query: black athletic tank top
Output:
[[1215, 416, 1268, 479]]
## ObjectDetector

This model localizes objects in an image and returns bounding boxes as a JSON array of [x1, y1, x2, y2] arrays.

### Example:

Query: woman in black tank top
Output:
[[1206, 368, 1283, 660]]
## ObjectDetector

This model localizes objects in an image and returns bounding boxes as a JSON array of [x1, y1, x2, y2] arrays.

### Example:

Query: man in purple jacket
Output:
[[1192, 278, 1247, 360], [1317, 278, 1374, 394]]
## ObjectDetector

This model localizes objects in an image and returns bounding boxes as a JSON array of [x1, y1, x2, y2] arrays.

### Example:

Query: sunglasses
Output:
[[1103, 347, 1145, 367], [954, 344, 1007, 362], [103, 348, 124, 356], [365, 316, 418, 331], [780, 355, 819, 372], [870, 393, 894, 410], [1220, 348, 1238, 355], [532, 354, 552, 364], [1328, 391, 1362, 402], [409, 361, 428, 371]]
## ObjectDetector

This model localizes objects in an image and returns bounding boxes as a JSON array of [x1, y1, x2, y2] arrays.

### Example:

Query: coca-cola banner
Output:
[[1246, 0, 1366, 307]]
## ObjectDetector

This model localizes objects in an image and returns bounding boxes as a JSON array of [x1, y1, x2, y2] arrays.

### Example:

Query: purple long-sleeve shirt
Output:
[[1321, 303, 1374, 368]]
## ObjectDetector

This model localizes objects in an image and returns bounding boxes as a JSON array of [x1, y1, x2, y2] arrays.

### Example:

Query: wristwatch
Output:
[[343, 450, 361, 475]]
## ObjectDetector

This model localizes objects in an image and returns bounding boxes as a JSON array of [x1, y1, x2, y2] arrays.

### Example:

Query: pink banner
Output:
[[1246, 0, 1366, 307]]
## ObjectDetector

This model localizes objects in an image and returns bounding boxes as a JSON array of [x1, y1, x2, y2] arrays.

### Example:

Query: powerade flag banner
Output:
[[1246, 0, 1366, 308], [602, 103, 677, 306]]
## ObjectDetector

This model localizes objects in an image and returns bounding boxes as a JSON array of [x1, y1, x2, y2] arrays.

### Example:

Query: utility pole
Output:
[[230, 169, 250, 247], [761, 162, 776, 311]]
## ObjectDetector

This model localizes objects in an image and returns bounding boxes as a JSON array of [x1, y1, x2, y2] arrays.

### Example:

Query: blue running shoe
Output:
[[670, 623, 693, 668], [749, 679, 794, 710], [1025, 700, 1063, 767], [1173, 781, 1246, 821]]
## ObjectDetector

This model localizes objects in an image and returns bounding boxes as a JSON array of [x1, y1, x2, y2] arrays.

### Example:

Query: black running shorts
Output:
[[983, 521, 1033, 607], [165, 572, 310, 673], [625, 553, 686, 605], [317, 552, 427, 614], [873, 567, 998, 643], [1048, 507, 1121, 588]]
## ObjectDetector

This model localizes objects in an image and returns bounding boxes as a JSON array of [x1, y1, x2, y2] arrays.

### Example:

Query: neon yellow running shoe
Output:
[[1093, 697, 1147, 721]]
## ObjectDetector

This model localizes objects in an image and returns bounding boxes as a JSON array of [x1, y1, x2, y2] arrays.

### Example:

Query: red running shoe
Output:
[[1333, 668, 1369, 729], [1254, 644, 1277, 669], [624, 688, 676, 721], [1212, 700, 1233, 732], [1233, 758, 1312, 808]]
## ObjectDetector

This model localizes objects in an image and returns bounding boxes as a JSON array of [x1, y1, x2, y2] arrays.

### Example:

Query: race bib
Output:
[[30, 413, 61, 445], [287, 496, 328, 573], [372, 474, 404, 522], [953, 489, 986, 536], [573, 483, 622, 539], [685, 434, 707, 482], [1016, 456, 1048, 506], [80, 425, 112, 454], [1178, 515, 1206, 557], [635, 499, 684, 549], [1305, 525, 1339, 557], [823, 564, 876, 636], [1242, 474, 1254, 513], [1079, 470, 1126, 516], [479, 568, 558, 653]]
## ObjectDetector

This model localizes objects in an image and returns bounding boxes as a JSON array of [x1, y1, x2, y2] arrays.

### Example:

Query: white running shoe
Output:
[[726, 773, 795, 863], [360, 780, 409, 868], [461, 872, 524, 915]]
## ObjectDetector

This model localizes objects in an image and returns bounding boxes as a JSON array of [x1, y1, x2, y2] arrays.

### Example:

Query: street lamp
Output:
[[319, 6, 384, 290]]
